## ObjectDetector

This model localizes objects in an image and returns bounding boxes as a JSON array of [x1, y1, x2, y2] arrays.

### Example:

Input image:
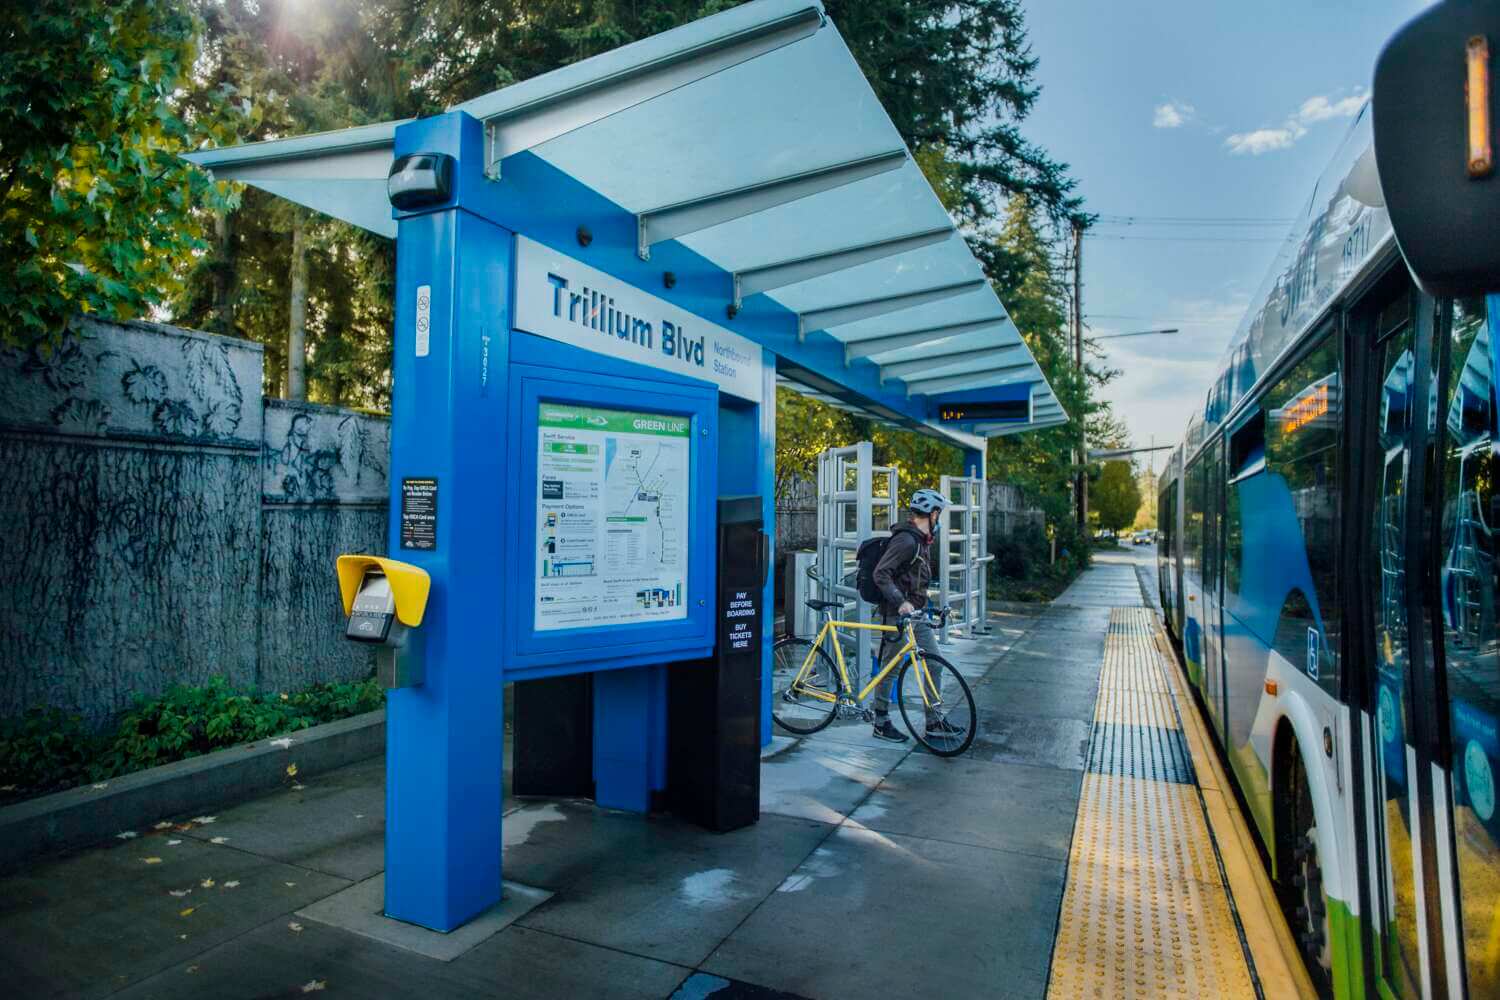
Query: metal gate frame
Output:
[[938, 474, 991, 639], [817, 442, 898, 675]]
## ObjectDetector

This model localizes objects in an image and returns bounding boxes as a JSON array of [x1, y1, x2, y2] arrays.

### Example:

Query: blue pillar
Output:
[[593, 666, 665, 812], [962, 444, 985, 481], [383, 112, 510, 932]]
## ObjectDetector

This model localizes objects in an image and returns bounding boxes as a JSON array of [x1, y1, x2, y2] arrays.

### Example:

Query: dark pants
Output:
[[872, 613, 941, 723]]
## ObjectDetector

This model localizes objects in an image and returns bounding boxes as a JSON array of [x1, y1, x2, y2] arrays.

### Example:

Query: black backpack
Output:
[[855, 527, 920, 604]]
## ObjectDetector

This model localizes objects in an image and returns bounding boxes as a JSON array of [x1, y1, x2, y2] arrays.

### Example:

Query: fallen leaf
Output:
[[153, 821, 173, 830], [1, 784, 17, 792], [270, 737, 295, 749], [290, 783, 306, 790], [354, 814, 364, 819], [209, 836, 229, 845], [166, 839, 182, 846], [169, 889, 191, 898], [223, 880, 240, 889], [91, 783, 108, 790], [191, 816, 216, 825], [186, 965, 198, 974], [284, 881, 297, 887], [288, 921, 303, 933], [141, 857, 162, 865], [285, 763, 299, 778], [302, 980, 326, 993], [200, 878, 215, 889], [116, 831, 137, 840], [178, 934, 187, 940], [179, 907, 196, 917]]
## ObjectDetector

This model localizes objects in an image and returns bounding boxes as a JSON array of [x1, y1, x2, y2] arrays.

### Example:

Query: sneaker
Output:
[[925, 717, 967, 737], [871, 718, 909, 743]]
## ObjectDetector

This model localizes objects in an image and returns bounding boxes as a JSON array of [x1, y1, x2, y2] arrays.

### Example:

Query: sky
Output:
[[1020, 0, 1428, 470]]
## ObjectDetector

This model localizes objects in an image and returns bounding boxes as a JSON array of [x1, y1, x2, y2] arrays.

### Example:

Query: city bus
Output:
[[1155, 100, 1500, 997]]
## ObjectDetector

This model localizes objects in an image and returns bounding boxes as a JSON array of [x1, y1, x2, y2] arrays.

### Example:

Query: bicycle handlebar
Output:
[[898, 606, 953, 628]]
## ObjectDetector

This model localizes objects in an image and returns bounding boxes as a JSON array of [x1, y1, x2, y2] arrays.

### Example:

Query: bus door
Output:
[[1357, 282, 1442, 999], [1433, 296, 1500, 998]]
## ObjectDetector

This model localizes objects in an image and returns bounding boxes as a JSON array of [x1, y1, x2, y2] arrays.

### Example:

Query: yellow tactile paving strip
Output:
[[1048, 607, 1259, 999]]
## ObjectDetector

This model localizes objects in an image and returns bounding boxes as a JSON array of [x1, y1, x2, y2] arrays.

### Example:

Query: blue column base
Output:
[[592, 665, 668, 813]]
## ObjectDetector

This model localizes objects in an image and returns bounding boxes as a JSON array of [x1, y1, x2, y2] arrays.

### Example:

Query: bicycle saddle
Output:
[[804, 598, 844, 611]]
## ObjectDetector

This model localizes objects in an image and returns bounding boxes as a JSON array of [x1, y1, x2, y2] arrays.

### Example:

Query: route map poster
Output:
[[535, 403, 690, 631]]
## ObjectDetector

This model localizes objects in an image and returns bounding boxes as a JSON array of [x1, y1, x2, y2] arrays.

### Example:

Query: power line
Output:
[[1092, 213, 1295, 226], [1084, 233, 1286, 244]]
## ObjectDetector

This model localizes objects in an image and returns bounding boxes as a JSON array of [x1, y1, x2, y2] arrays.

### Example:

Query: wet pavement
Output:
[[0, 550, 1153, 1000]]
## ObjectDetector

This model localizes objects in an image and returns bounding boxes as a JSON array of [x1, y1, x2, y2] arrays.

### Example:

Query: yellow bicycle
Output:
[[772, 603, 977, 756]]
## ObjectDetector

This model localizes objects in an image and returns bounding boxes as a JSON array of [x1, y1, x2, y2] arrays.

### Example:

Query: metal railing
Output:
[[817, 442, 897, 673], [938, 474, 991, 640]]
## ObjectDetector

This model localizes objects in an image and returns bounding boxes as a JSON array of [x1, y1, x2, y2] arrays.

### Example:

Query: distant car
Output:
[[1132, 530, 1154, 545]]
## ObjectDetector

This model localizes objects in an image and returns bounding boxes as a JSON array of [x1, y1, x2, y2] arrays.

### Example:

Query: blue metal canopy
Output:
[[183, 0, 1067, 440]]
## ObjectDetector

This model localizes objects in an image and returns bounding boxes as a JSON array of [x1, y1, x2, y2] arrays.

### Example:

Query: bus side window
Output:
[[1262, 330, 1341, 689]]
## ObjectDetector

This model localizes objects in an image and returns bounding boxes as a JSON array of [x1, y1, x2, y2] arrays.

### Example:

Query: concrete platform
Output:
[[3, 550, 1255, 1000]]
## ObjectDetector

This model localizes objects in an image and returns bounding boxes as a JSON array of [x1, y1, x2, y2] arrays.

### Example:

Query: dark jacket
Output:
[[872, 524, 932, 614]]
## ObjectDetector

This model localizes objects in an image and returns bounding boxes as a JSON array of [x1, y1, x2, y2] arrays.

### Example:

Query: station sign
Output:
[[937, 399, 1029, 423], [514, 236, 763, 403]]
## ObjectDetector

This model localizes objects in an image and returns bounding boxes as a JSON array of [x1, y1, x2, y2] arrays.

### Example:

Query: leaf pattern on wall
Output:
[[121, 362, 168, 405], [152, 399, 200, 437], [181, 338, 244, 408], [22, 340, 92, 394], [48, 397, 112, 435]]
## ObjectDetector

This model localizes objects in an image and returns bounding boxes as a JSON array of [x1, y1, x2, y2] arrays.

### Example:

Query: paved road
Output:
[[1, 557, 1152, 1000]]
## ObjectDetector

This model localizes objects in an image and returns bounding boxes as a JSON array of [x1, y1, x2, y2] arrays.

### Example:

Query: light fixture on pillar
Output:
[[387, 153, 455, 209]]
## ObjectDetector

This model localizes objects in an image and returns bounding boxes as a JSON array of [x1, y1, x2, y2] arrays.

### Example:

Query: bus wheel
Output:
[[1283, 756, 1334, 996]]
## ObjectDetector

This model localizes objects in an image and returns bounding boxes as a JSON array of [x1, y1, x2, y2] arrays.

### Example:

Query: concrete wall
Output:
[[987, 482, 1045, 542], [0, 319, 388, 725]]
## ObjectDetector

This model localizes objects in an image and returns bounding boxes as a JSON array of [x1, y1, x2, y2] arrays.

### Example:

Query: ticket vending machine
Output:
[[668, 496, 767, 833]]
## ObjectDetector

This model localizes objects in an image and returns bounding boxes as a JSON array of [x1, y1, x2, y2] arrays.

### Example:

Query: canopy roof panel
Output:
[[182, 0, 1064, 437]]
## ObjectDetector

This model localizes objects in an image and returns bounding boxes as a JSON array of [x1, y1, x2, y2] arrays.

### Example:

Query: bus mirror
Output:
[[1373, 1, 1500, 298]]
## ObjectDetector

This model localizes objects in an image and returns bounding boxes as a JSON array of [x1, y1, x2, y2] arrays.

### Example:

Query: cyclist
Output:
[[869, 488, 967, 743]]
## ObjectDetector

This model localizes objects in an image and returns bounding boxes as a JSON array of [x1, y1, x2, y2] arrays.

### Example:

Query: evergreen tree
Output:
[[823, 0, 1083, 227]]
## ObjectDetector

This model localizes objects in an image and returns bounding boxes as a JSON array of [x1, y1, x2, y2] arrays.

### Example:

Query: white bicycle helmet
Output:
[[909, 488, 950, 514]]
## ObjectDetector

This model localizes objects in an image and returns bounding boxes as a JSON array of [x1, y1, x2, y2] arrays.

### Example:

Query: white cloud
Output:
[[1295, 93, 1366, 125], [1153, 101, 1194, 129], [1224, 127, 1300, 155], [1225, 88, 1367, 155]]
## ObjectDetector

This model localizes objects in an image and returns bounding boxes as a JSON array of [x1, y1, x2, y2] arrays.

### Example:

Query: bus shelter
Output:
[[184, 0, 1066, 934]]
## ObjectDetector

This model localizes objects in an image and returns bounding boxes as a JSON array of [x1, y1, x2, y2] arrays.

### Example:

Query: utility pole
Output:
[[287, 211, 309, 401], [1072, 220, 1087, 532]]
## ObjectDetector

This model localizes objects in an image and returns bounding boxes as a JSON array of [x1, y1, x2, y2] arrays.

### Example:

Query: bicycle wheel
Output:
[[771, 635, 841, 735], [895, 652, 977, 757]]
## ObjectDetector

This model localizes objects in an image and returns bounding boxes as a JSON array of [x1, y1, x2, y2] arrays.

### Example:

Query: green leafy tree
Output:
[[774, 388, 860, 501], [0, 0, 247, 344], [1093, 460, 1141, 535], [871, 426, 962, 510], [1132, 468, 1159, 530]]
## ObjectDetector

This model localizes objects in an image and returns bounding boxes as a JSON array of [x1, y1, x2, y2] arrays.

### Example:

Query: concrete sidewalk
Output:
[[0, 560, 1143, 1000]]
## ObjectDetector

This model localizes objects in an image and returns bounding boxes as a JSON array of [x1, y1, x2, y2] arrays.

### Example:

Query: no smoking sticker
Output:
[[415, 284, 431, 357]]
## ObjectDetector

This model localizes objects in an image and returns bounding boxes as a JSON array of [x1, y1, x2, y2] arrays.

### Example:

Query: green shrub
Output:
[[0, 674, 382, 799], [0, 707, 99, 792]]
